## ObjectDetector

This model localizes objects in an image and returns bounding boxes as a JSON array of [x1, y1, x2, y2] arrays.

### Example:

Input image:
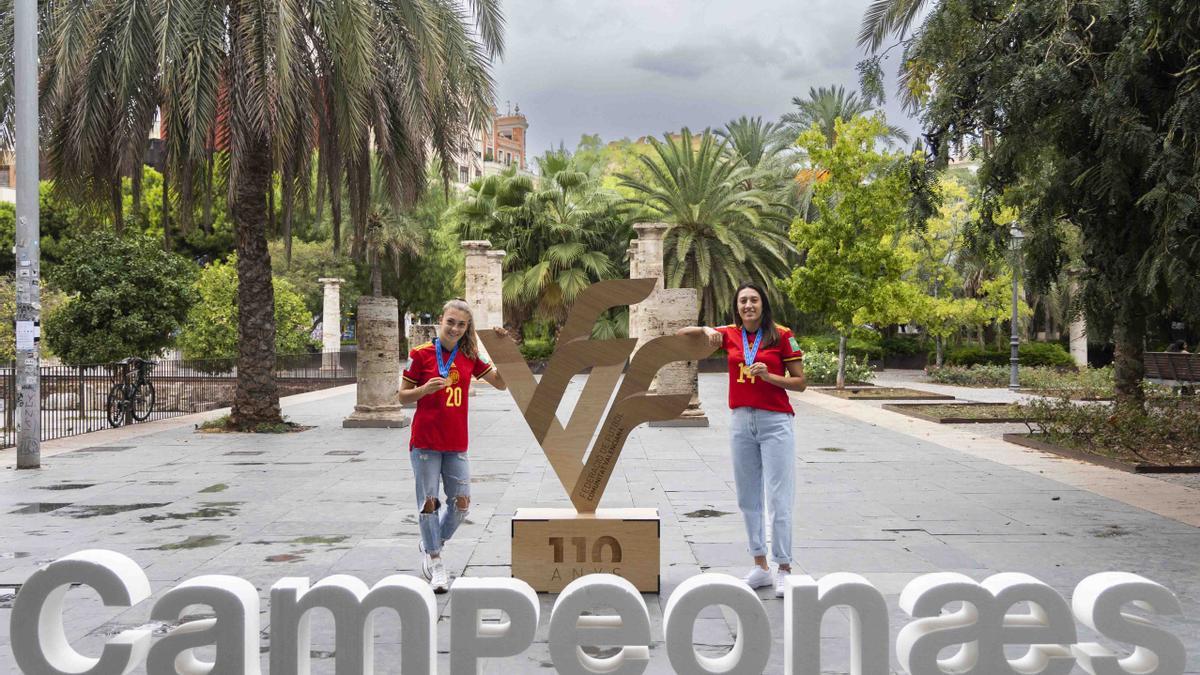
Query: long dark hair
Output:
[[731, 283, 779, 348]]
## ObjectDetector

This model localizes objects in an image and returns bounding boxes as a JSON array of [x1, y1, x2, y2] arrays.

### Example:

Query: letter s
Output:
[[1072, 573, 1185, 675]]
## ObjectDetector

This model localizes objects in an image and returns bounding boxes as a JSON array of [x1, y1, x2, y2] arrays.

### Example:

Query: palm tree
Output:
[[364, 162, 424, 297], [781, 85, 910, 147], [452, 164, 623, 331], [717, 116, 791, 172], [618, 129, 796, 324], [17, 0, 502, 429], [858, 0, 930, 53]]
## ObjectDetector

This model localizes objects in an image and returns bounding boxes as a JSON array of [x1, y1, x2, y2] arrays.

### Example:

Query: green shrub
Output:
[[797, 335, 883, 361], [519, 339, 555, 361], [926, 364, 1116, 397], [801, 351, 875, 385], [177, 255, 316, 361], [926, 365, 1009, 386], [941, 342, 1074, 368], [1018, 396, 1199, 465], [880, 335, 926, 357], [44, 231, 197, 364]]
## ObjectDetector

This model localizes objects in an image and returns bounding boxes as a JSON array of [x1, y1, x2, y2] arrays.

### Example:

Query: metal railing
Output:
[[0, 349, 358, 448]]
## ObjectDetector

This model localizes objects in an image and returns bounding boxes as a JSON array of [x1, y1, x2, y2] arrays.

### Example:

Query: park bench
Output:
[[1143, 351, 1200, 390]]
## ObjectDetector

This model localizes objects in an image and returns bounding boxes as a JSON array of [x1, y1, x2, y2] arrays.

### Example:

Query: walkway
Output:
[[0, 374, 1196, 673]]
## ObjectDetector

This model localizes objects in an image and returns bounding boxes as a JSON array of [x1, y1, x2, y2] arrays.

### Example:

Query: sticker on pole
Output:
[[16, 320, 36, 350]]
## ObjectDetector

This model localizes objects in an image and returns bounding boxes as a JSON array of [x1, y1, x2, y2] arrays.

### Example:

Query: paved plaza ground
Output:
[[1, 372, 1198, 673]]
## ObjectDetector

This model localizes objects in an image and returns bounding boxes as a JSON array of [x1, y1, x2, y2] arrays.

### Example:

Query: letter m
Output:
[[271, 574, 436, 675]]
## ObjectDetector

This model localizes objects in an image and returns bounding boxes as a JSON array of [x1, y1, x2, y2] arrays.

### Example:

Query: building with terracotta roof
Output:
[[453, 104, 532, 185]]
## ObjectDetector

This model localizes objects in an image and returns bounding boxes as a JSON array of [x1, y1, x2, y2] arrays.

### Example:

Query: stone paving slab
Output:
[[0, 375, 1197, 673]]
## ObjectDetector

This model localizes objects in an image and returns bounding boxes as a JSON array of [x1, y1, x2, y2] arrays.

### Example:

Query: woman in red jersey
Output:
[[678, 283, 806, 598], [399, 299, 506, 592]]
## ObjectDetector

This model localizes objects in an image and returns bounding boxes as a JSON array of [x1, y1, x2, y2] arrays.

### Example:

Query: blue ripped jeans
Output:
[[730, 407, 796, 565], [410, 449, 470, 555]]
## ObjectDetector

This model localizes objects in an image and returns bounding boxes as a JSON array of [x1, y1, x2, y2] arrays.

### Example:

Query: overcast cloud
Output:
[[489, 0, 922, 160]]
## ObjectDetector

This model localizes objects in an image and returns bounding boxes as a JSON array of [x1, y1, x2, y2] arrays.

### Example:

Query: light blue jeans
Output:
[[411, 449, 471, 555], [729, 407, 795, 565]]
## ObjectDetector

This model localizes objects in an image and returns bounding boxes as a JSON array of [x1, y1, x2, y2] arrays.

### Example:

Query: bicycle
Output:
[[106, 357, 156, 427]]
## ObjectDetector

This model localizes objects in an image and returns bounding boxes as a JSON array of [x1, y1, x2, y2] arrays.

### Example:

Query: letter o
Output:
[[663, 573, 770, 675]]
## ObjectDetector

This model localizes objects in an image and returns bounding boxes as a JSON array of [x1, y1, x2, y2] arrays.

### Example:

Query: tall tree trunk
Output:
[[203, 127, 215, 234], [330, 166, 343, 254], [935, 335, 944, 367], [131, 164, 143, 221], [267, 171, 276, 236], [836, 333, 847, 389], [371, 256, 382, 296], [314, 153, 326, 227], [179, 160, 195, 234], [1112, 308, 1146, 409], [350, 142, 369, 259], [282, 163, 294, 267], [111, 175, 124, 234], [162, 164, 171, 250], [230, 132, 283, 428]]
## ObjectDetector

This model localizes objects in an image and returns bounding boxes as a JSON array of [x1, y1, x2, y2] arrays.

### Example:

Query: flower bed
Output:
[[1011, 396, 1200, 471]]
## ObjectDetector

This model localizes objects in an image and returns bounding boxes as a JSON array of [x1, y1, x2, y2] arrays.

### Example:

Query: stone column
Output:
[[1070, 312, 1088, 368], [627, 240, 640, 341], [462, 240, 492, 325], [318, 278, 344, 371], [343, 296, 410, 428], [1068, 275, 1087, 368], [633, 223, 669, 350], [485, 249, 506, 333], [646, 288, 708, 427], [409, 324, 438, 348]]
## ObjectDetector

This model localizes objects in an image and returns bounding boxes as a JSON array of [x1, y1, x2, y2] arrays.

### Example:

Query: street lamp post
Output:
[[1009, 226, 1025, 391], [15, 0, 41, 468]]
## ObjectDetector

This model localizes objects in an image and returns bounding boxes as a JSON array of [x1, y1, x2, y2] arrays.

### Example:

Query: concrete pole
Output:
[[318, 278, 343, 371], [15, 0, 41, 469]]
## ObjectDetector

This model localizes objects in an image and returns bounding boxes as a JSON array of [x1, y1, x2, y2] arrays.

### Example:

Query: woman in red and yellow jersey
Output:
[[399, 299, 506, 592], [678, 283, 806, 598]]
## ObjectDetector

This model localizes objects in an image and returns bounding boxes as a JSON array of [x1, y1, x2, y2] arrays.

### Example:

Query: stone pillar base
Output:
[[343, 406, 410, 428], [649, 409, 710, 427]]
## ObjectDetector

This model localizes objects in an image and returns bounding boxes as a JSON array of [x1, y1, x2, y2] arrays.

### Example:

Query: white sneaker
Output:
[[419, 541, 433, 581], [429, 558, 450, 594], [775, 568, 790, 598], [742, 565, 772, 589]]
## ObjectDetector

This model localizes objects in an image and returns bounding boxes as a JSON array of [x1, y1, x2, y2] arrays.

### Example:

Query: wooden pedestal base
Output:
[[511, 507, 659, 593]]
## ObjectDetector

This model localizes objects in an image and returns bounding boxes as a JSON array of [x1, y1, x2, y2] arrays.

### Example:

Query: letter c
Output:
[[10, 550, 152, 675]]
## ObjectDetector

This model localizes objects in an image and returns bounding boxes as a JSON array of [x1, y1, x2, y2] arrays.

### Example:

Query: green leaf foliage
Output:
[[43, 231, 197, 364], [178, 255, 316, 360]]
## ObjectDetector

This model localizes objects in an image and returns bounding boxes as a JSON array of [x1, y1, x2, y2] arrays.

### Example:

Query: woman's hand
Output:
[[675, 325, 723, 351], [747, 362, 769, 379], [423, 376, 448, 393], [705, 327, 722, 350]]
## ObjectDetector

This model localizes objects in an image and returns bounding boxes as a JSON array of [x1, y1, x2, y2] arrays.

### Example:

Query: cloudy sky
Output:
[[489, 0, 922, 159]]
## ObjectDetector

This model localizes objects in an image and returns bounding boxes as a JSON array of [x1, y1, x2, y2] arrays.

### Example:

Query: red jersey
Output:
[[402, 341, 493, 452], [715, 325, 804, 414]]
